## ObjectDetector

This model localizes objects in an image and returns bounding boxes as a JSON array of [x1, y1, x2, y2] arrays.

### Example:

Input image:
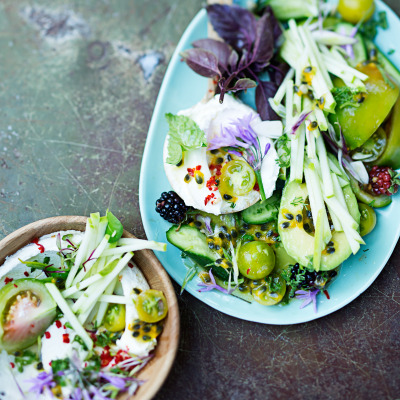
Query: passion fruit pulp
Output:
[[0, 279, 57, 352]]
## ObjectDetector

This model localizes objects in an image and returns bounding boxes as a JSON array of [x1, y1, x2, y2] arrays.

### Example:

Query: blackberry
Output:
[[155, 191, 188, 224]]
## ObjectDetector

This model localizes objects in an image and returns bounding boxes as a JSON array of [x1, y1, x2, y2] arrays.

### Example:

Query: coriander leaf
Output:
[[332, 87, 363, 109], [360, 11, 388, 41], [106, 211, 124, 243], [180, 48, 221, 78], [165, 113, 207, 165]]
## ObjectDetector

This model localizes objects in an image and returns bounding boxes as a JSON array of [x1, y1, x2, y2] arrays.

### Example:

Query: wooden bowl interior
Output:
[[0, 216, 179, 400]]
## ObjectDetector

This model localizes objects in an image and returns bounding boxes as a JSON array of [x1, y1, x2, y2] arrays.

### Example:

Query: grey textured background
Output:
[[0, 1, 399, 399]]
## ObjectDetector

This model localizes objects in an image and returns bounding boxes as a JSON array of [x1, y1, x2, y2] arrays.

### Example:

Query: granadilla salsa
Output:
[[156, 1, 400, 314], [0, 212, 168, 399]]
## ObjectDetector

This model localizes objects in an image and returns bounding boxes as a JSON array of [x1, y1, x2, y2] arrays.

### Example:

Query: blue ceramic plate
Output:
[[139, 1, 400, 324]]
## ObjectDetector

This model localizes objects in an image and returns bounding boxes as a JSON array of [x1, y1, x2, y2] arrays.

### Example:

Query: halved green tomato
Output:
[[104, 304, 126, 332], [219, 160, 256, 197], [136, 289, 168, 323], [332, 63, 399, 150], [352, 127, 387, 163], [251, 274, 286, 306], [349, 175, 392, 208], [358, 203, 377, 236]]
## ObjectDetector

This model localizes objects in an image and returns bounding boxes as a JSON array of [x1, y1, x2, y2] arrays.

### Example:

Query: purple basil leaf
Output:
[[228, 49, 239, 69], [251, 12, 274, 71], [229, 78, 257, 92], [206, 4, 257, 52], [268, 62, 290, 87], [255, 80, 279, 121], [192, 38, 232, 72], [264, 6, 282, 44], [181, 48, 221, 78]]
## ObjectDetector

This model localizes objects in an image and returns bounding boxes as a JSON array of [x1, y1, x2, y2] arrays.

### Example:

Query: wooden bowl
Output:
[[0, 216, 179, 400]]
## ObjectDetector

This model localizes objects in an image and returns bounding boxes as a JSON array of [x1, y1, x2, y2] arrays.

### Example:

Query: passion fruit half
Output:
[[0, 278, 57, 352]]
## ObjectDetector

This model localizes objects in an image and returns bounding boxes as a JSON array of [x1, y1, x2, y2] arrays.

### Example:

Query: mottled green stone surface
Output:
[[1, 1, 400, 399]]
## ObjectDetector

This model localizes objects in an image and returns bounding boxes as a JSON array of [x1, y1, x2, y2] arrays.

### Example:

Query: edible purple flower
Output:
[[264, 143, 271, 156], [196, 215, 213, 235], [26, 371, 55, 395], [289, 111, 312, 135], [295, 288, 320, 313], [198, 269, 237, 295], [207, 113, 270, 201]]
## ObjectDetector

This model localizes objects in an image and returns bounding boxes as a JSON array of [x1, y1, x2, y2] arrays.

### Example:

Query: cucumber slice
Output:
[[166, 225, 218, 266], [241, 192, 281, 225], [335, 22, 367, 66], [214, 276, 254, 303], [364, 38, 400, 86]]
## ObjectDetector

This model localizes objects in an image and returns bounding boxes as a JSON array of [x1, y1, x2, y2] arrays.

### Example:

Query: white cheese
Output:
[[41, 317, 88, 373], [0, 230, 84, 288], [163, 94, 280, 215], [116, 265, 156, 357]]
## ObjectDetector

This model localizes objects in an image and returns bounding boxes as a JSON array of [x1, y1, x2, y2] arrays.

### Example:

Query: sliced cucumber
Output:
[[241, 191, 281, 225], [364, 38, 400, 86], [335, 22, 367, 66], [214, 276, 254, 303], [166, 225, 217, 266]]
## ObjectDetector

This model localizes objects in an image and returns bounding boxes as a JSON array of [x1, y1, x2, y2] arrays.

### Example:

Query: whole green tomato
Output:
[[237, 241, 275, 280]]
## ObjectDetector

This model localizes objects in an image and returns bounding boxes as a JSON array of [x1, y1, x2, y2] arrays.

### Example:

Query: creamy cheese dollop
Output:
[[163, 95, 280, 215], [115, 265, 157, 357]]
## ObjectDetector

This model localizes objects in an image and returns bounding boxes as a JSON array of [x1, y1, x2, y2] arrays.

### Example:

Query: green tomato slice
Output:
[[219, 160, 256, 197]]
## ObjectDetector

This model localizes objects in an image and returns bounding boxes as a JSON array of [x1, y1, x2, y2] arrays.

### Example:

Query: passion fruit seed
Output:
[[284, 213, 294, 220], [281, 222, 290, 229], [131, 319, 163, 342], [296, 214, 302, 222]]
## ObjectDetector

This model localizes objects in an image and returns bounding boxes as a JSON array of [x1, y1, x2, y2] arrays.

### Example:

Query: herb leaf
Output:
[[180, 48, 221, 78], [182, 4, 286, 121], [360, 11, 388, 41], [332, 86, 363, 109], [106, 211, 124, 243], [165, 113, 207, 165]]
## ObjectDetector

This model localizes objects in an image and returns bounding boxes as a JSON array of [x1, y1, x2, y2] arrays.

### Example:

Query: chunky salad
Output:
[[156, 0, 400, 311], [0, 212, 167, 399]]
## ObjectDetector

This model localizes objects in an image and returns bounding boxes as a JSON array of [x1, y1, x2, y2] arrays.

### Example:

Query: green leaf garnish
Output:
[[332, 87, 364, 109], [165, 113, 207, 165], [105, 211, 123, 243]]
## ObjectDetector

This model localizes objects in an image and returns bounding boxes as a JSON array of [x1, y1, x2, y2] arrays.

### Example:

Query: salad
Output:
[[155, 0, 400, 311], [0, 212, 167, 399]]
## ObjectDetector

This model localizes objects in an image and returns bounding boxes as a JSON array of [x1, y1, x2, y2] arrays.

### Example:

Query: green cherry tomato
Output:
[[237, 241, 275, 280], [136, 289, 168, 323], [338, 0, 375, 24], [219, 160, 256, 197], [359, 203, 377, 236], [251, 274, 286, 306], [104, 304, 126, 332]]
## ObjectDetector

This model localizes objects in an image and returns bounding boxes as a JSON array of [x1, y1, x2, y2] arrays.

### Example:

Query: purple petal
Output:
[[227, 149, 243, 157], [264, 143, 271, 156], [289, 111, 312, 135], [99, 372, 126, 389]]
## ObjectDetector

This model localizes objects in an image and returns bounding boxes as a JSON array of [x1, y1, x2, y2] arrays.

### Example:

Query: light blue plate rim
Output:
[[139, 1, 400, 325]]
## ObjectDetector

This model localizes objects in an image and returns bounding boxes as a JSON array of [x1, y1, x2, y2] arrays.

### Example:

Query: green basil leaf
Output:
[[106, 211, 124, 243], [165, 113, 207, 165], [166, 141, 183, 165]]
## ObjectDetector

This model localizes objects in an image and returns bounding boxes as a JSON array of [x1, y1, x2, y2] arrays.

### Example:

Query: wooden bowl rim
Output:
[[0, 216, 179, 400]]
